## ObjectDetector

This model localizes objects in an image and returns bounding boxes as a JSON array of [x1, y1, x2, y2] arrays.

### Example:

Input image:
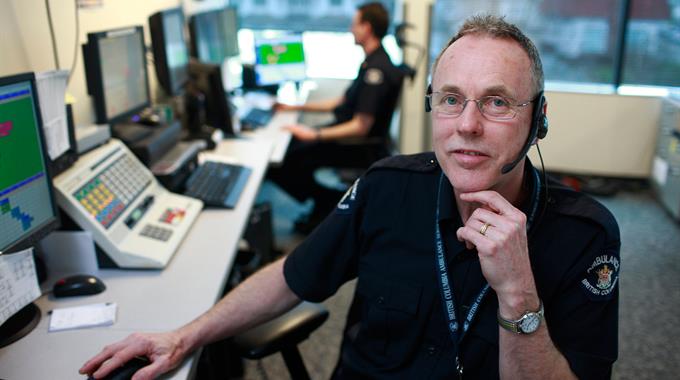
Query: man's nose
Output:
[[456, 101, 483, 136]]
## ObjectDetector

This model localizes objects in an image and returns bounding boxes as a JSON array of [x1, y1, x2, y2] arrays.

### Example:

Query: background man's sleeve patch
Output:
[[364, 68, 383, 85]]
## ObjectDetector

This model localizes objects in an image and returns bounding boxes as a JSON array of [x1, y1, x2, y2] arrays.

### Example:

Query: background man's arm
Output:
[[278, 96, 344, 113], [286, 113, 374, 141]]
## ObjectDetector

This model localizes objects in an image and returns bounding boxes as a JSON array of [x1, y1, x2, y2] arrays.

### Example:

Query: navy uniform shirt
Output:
[[333, 44, 403, 139], [284, 153, 620, 379]]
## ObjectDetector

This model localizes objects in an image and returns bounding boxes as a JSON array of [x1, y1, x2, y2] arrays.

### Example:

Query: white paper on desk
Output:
[[0, 248, 42, 326], [198, 152, 240, 166], [49, 302, 117, 332], [35, 70, 70, 160]]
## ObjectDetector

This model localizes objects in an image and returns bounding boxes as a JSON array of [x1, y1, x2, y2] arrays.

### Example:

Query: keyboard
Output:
[[241, 107, 274, 128], [74, 152, 152, 229], [183, 161, 252, 208]]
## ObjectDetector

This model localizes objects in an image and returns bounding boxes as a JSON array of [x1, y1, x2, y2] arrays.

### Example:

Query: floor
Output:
[[238, 177, 680, 380]]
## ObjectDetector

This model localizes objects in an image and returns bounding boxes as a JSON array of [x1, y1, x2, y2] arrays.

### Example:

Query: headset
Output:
[[425, 84, 548, 174]]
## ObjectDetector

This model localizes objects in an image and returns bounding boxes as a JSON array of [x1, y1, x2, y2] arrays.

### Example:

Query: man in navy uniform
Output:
[[82, 15, 619, 380], [270, 2, 404, 232]]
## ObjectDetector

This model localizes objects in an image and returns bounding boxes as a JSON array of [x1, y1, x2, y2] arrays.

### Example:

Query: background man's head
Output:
[[432, 15, 544, 96], [352, 2, 389, 45]]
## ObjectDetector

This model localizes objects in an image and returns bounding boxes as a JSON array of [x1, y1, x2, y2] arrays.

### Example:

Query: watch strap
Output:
[[497, 299, 544, 334]]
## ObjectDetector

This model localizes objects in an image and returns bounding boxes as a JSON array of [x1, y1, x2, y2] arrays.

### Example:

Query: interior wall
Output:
[[0, 1, 30, 75], [399, 0, 433, 155], [3, 0, 183, 127], [528, 91, 661, 177]]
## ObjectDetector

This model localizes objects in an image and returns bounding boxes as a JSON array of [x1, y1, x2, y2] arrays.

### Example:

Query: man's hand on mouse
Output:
[[455, 191, 539, 316], [79, 331, 185, 380]]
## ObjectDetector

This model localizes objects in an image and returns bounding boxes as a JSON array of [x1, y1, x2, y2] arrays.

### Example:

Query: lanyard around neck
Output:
[[434, 167, 542, 355]]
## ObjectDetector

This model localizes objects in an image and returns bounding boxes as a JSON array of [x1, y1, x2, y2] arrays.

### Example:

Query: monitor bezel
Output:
[[149, 7, 189, 96], [188, 6, 240, 65], [0, 72, 60, 255], [187, 60, 235, 136], [83, 26, 152, 125]]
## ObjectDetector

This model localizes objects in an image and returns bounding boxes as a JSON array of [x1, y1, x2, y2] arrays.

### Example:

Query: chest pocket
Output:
[[353, 275, 424, 369], [460, 298, 500, 377]]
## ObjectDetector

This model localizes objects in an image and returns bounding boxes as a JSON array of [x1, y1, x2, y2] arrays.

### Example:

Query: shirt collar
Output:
[[362, 44, 386, 66]]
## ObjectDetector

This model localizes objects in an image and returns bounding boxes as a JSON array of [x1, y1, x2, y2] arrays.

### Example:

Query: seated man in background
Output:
[[81, 15, 619, 380], [270, 2, 404, 233]]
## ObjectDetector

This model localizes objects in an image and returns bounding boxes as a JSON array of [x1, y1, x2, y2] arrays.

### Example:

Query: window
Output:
[[430, 0, 680, 91], [622, 0, 680, 87], [231, 0, 402, 80], [231, 0, 397, 32]]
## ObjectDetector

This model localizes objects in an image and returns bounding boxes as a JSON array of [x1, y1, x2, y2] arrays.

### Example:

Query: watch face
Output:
[[519, 313, 541, 333]]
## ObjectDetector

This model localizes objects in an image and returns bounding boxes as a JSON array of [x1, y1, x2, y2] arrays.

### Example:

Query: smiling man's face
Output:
[[431, 34, 536, 195]]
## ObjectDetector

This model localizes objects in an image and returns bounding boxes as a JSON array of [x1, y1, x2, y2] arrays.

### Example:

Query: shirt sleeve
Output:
[[283, 177, 368, 302], [354, 66, 391, 117], [547, 220, 621, 380]]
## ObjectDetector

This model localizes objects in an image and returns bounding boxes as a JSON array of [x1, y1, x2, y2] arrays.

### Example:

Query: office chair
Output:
[[222, 204, 329, 380], [232, 302, 329, 380]]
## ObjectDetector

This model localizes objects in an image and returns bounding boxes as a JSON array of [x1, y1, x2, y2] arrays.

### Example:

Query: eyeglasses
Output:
[[426, 92, 534, 121]]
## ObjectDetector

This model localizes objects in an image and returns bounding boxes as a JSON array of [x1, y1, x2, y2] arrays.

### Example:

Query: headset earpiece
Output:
[[425, 84, 432, 113], [537, 115, 548, 139], [532, 94, 548, 140]]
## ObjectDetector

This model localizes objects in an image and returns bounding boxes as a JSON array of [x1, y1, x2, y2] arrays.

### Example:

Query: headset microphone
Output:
[[500, 92, 547, 174]]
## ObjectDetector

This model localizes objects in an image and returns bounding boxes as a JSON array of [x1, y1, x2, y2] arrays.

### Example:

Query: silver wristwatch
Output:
[[497, 299, 544, 334]]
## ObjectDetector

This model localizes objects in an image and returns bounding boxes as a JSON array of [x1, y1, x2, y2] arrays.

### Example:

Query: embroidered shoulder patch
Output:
[[336, 178, 361, 214], [580, 253, 620, 301], [364, 68, 383, 85]]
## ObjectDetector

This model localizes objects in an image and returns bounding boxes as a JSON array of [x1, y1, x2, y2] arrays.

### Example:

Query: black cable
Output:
[[67, 0, 80, 85], [531, 143, 550, 238], [45, 0, 60, 69]]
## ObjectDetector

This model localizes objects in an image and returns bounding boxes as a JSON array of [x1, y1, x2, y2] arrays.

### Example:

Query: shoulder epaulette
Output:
[[547, 181, 620, 242], [366, 152, 439, 174]]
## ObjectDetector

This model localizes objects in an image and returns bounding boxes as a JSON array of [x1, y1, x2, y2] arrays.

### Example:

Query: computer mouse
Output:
[[52, 274, 106, 298], [87, 356, 150, 380]]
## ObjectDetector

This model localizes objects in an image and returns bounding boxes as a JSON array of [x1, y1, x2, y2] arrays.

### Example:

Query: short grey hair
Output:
[[431, 14, 544, 96]]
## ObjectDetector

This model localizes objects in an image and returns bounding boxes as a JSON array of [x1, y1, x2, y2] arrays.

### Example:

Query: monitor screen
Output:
[[0, 74, 60, 253], [83, 27, 151, 124], [0, 72, 60, 348], [189, 7, 240, 65], [253, 34, 306, 86], [149, 8, 190, 96]]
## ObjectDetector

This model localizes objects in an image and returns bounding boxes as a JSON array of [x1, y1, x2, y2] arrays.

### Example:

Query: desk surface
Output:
[[0, 138, 273, 380], [241, 110, 296, 166]]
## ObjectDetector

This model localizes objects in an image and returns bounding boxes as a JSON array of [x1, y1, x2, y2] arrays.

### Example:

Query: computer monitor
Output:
[[187, 60, 235, 136], [0, 72, 60, 348], [188, 6, 240, 65], [253, 34, 306, 86], [149, 7, 190, 96], [82, 26, 152, 124]]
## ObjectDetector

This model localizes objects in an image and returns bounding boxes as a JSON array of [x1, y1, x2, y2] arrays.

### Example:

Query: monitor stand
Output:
[[0, 303, 41, 348]]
